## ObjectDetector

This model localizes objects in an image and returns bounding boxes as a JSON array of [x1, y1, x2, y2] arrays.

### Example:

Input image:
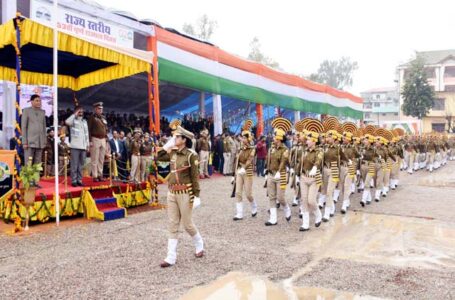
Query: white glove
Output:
[[230, 176, 235, 184], [296, 176, 300, 186], [163, 137, 176, 151], [237, 167, 246, 175], [348, 159, 353, 166], [192, 197, 201, 210], [290, 168, 295, 176], [274, 172, 281, 180], [356, 170, 361, 176], [309, 166, 317, 177]]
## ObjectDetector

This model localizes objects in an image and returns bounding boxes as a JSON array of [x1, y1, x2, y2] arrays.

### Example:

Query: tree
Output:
[[401, 55, 436, 120], [309, 57, 358, 90], [247, 37, 280, 69], [182, 14, 218, 41]]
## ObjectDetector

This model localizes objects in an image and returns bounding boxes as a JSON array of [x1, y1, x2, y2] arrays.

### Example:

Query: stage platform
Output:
[[0, 177, 157, 224]]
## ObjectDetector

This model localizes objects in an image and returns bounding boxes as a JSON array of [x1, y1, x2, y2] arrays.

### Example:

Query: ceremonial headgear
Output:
[[271, 117, 292, 141]]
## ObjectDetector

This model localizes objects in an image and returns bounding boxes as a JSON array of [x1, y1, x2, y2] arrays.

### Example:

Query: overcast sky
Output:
[[96, 0, 455, 96]]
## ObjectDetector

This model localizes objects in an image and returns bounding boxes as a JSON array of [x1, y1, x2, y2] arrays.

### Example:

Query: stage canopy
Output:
[[156, 27, 363, 119], [0, 17, 153, 91]]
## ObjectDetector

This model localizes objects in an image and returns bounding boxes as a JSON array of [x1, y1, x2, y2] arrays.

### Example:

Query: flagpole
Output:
[[53, 0, 60, 226]]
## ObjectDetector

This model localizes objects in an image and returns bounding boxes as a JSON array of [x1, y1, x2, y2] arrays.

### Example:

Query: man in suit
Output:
[[21, 94, 47, 165], [109, 130, 127, 181]]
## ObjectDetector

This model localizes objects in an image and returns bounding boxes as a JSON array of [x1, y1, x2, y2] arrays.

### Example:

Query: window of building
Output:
[[375, 94, 381, 99], [365, 113, 371, 119], [432, 123, 445, 132], [364, 103, 372, 109], [432, 98, 445, 111], [374, 102, 380, 107], [382, 113, 387, 116], [394, 113, 399, 116]]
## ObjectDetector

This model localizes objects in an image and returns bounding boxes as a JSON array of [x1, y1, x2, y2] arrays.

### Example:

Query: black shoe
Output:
[[322, 217, 329, 222], [366, 201, 371, 205], [292, 203, 298, 207], [360, 201, 365, 207], [71, 182, 78, 187], [265, 221, 277, 226], [233, 217, 243, 221], [341, 209, 346, 214], [382, 194, 386, 198], [315, 221, 321, 227], [299, 214, 302, 219], [318, 205, 323, 209], [375, 199, 379, 202], [77, 182, 84, 187], [252, 212, 257, 217], [299, 227, 309, 232], [330, 213, 334, 217], [276, 203, 281, 209], [286, 215, 291, 222]]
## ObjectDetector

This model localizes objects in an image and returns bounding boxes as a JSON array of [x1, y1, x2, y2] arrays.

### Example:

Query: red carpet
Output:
[[34, 177, 147, 201]]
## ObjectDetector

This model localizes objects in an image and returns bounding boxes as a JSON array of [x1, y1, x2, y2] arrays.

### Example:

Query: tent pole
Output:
[[53, 0, 60, 226]]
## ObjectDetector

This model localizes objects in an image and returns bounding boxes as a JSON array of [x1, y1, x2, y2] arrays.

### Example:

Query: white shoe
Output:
[[192, 232, 204, 255], [322, 206, 331, 222], [164, 239, 178, 265], [314, 209, 322, 227], [284, 205, 292, 222], [265, 207, 278, 225], [361, 190, 369, 207], [292, 197, 299, 207], [300, 212, 310, 231], [341, 200, 349, 214], [251, 201, 258, 217], [233, 202, 243, 221], [382, 187, 387, 197], [333, 189, 340, 203], [375, 189, 381, 202], [318, 194, 326, 208]]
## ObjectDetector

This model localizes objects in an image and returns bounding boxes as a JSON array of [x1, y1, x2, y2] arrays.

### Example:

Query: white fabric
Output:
[[301, 212, 310, 229], [268, 207, 277, 224], [193, 197, 201, 210], [235, 202, 243, 219], [309, 166, 317, 177], [163, 137, 176, 151], [192, 232, 204, 253], [274, 172, 281, 180], [164, 239, 178, 265]]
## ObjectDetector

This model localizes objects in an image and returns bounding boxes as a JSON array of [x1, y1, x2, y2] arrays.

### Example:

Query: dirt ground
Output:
[[0, 163, 454, 299]]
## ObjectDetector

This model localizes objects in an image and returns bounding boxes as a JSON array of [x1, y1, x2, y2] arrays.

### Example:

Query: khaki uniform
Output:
[[340, 144, 359, 202], [290, 143, 304, 201], [58, 141, 71, 176], [223, 137, 233, 175], [88, 114, 107, 178], [360, 145, 377, 201], [130, 139, 142, 182], [198, 137, 210, 176], [140, 141, 154, 182], [297, 147, 322, 213], [235, 145, 255, 203], [265, 144, 289, 208], [322, 144, 345, 211], [43, 136, 55, 176], [157, 147, 200, 239]]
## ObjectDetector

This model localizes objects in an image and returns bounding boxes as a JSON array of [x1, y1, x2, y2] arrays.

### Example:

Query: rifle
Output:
[[264, 147, 271, 188], [231, 152, 240, 198]]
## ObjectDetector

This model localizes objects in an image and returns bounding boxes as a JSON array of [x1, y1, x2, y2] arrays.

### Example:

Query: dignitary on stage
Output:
[[88, 102, 108, 182], [21, 94, 47, 165]]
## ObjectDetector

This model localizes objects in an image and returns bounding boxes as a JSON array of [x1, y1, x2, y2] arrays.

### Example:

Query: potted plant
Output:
[[19, 161, 42, 231], [20, 162, 43, 205]]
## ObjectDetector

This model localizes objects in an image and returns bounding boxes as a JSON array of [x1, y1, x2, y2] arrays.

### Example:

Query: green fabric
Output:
[[158, 58, 363, 119]]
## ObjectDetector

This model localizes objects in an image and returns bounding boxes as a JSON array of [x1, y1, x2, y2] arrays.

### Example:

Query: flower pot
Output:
[[22, 187, 37, 206]]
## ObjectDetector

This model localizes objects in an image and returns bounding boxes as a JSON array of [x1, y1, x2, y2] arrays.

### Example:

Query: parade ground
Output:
[[1, 164, 454, 300]]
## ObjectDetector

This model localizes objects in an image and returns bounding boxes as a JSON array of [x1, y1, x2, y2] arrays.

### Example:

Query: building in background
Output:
[[398, 50, 455, 133], [361, 87, 400, 127]]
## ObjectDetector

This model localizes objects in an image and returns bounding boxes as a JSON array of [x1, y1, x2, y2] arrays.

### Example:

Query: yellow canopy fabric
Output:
[[0, 17, 152, 91]]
